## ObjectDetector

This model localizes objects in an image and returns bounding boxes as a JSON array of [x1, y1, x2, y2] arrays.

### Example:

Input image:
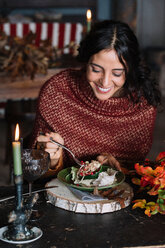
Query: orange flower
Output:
[[145, 208, 151, 217], [134, 163, 154, 176], [131, 177, 141, 185], [156, 152, 165, 162], [132, 199, 146, 209], [132, 152, 165, 217]]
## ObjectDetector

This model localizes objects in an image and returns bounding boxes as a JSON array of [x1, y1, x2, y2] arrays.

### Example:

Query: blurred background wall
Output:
[[1, 0, 164, 47], [0, 0, 164, 85]]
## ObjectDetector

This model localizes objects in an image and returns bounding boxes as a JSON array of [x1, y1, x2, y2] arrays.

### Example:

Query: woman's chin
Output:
[[94, 91, 114, 101]]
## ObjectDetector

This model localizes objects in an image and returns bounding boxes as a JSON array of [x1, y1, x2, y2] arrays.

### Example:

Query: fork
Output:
[[49, 137, 82, 167]]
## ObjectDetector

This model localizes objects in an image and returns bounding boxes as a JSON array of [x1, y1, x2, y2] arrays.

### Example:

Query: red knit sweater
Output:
[[32, 68, 157, 168]]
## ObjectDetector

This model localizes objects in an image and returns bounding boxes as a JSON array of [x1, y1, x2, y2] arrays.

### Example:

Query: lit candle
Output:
[[86, 9, 92, 32], [12, 123, 22, 176]]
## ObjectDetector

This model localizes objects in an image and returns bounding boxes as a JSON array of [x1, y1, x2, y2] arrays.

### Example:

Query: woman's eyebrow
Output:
[[89, 63, 104, 70]]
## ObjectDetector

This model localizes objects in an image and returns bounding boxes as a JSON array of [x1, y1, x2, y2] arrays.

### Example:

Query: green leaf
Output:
[[65, 173, 72, 182], [159, 204, 165, 211], [158, 189, 165, 199], [70, 167, 78, 181], [151, 209, 159, 215], [157, 198, 164, 204], [146, 202, 156, 206]]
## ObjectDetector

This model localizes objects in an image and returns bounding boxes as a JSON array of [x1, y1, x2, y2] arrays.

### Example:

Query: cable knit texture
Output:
[[31, 68, 157, 172]]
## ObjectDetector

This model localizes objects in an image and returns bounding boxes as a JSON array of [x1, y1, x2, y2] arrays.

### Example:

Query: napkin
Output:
[[68, 187, 108, 202]]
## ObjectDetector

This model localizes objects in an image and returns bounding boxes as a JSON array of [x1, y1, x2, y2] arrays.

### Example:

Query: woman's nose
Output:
[[101, 74, 110, 87]]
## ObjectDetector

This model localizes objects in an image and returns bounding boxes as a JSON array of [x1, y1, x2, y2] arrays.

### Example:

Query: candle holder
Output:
[[0, 175, 43, 244]]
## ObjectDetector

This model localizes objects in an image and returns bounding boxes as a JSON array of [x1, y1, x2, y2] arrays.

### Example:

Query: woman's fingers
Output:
[[45, 132, 64, 145], [36, 132, 64, 163], [107, 155, 122, 171], [45, 147, 61, 160], [97, 153, 109, 164], [97, 153, 122, 171]]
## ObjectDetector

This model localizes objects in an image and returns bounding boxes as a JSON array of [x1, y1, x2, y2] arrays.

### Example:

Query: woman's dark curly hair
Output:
[[77, 20, 161, 107]]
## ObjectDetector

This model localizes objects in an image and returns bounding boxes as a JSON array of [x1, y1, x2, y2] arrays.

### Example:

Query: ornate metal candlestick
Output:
[[3, 175, 40, 242], [0, 124, 42, 244]]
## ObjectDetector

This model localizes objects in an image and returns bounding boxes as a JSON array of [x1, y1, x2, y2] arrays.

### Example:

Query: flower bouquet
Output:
[[132, 152, 165, 217]]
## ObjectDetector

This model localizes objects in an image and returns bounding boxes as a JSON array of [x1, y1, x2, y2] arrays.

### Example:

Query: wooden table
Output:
[[0, 183, 165, 248], [0, 68, 63, 101]]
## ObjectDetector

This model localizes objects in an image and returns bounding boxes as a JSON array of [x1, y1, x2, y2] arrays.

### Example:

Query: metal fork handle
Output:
[[49, 137, 74, 156], [49, 137, 81, 166]]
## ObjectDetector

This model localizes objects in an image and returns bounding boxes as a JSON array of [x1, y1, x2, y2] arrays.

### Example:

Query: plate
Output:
[[57, 166, 125, 192], [0, 226, 42, 244]]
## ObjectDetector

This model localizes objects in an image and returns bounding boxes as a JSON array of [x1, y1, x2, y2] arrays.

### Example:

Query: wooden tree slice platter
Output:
[[46, 179, 134, 214]]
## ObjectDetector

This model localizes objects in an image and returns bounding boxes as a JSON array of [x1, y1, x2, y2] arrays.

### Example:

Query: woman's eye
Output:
[[92, 69, 100, 73], [92, 67, 101, 73], [113, 73, 122, 77], [112, 70, 124, 77], [114, 74, 121, 77]]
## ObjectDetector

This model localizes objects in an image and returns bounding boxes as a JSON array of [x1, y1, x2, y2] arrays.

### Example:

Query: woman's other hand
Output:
[[37, 132, 64, 169], [97, 153, 122, 171]]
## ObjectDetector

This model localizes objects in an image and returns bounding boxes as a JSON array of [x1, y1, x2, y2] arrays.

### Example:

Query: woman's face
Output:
[[86, 49, 126, 101]]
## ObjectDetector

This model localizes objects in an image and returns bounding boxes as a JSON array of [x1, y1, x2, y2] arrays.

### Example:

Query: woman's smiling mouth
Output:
[[96, 85, 113, 93]]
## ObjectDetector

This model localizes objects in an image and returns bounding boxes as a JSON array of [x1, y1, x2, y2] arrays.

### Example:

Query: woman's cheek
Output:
[[87, 72, 99, 83]]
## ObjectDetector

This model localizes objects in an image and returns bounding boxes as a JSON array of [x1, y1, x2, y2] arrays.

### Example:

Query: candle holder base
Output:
[[1, 182, 42, 244], [0, 226, 42, 244]]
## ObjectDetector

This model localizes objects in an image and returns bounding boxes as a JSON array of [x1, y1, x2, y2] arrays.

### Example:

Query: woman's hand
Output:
[[37, 132, 64, 169], [97, 153, 122, 171]]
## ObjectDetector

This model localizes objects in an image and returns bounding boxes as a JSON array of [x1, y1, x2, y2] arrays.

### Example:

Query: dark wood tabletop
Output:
[[0, 184, 165, 248]]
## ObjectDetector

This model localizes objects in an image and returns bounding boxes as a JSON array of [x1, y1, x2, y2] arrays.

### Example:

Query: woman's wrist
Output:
[[50, 158, 59, 169], [49, 151, 63, 171]]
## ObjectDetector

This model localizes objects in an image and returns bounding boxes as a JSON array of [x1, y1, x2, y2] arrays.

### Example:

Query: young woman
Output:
[[31, 20, 161, 176]]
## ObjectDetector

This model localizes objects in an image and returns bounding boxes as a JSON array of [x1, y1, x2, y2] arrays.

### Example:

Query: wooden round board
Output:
[[46, 179, 134, 214]]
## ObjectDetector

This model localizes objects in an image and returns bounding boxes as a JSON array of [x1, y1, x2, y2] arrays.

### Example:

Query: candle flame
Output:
[[15, 123, 20, 141], [86, 9, 92, 21]]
